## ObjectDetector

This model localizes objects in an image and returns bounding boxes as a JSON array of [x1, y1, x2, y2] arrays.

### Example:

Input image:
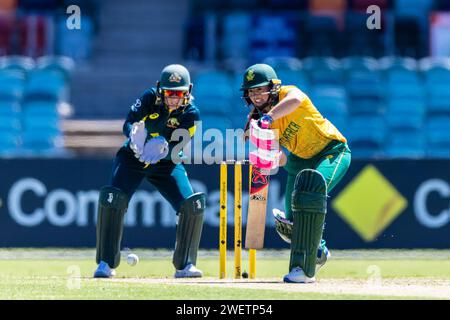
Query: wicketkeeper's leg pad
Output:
[[289, 169, 328, 278], [172, 193, 205, 270], [96, 186, 129, 269]]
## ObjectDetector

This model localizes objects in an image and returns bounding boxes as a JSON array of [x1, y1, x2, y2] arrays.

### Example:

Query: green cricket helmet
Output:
[[156, 64, 193, 106], [241, 64, 281, 108], [240, 63, 281, 91], [158, 64, 192, 91]]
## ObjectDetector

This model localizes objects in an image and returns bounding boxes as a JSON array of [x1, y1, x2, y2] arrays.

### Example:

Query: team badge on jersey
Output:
[[131, 99, 141, 112], [167, 117, 180, 128], [169, 72, 182, 83]]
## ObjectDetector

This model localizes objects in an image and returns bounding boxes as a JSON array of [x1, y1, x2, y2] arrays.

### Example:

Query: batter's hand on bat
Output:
[[257, 114, 273, 129]]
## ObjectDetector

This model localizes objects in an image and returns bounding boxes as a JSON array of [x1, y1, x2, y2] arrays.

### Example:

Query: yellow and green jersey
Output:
[[271, 86, 347, 159]]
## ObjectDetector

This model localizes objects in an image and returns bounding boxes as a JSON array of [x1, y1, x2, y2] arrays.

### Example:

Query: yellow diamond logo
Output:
[[332, 165, 408, 242]]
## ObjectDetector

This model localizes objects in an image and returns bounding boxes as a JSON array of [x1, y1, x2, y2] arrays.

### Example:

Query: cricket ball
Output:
[[242, 271, 249, 279], [127, 253, 139, 266]]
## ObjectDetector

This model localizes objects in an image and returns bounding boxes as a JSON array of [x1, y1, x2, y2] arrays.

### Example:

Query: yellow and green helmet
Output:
[[240, 63, 280, 91]]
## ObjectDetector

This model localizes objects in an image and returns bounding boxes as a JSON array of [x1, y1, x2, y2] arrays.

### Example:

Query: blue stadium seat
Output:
[[313, 96, 348, 118], [347, 116, 386, 158], [345, 69, 383, 115], [379, 56, 419, 73], [346, 80, 383, 100], [341, 56, 379, 71], [315, 103, 347, 132], [421, 58, 450, 86], [193, 71, 234, 116], [21, 130, 64, 155], [0, 55, 35, 75], [20, 107, 63, 155], [310, 85, 347, 100], [36, 55, 75, 81], [24, 68, 69, 102], [425, 116, 450, 158], [193, 71, 233, 93], [302, 57, 342, 85], [263, 56, 302, 71], [276, 70, 310, 92], [425, 71, 450, 88], [0, 70, 25, 102], [348, 98, 384, 116], [382, 56, 422, 86], [385, 130, 425, 158], [385, 98, 425, 130], [0, 101, 21, 116], [22, 114, 61, 136], [385, 83, 426, 100], [0, 114, 21, 132], [309, 85, 348, 127], [232, 72, 244, 92], [427, 86, 450, 116], [386, 70, 422, 86], [22, 101, 59, 117], [421, 59, 450, 117], [0, 131, 20, 154], [230, 73, 252, 117]]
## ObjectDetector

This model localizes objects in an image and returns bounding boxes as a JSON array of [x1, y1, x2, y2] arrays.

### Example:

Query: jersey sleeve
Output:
[[178, 107, 200, 137], [122, 89, 156, 138]]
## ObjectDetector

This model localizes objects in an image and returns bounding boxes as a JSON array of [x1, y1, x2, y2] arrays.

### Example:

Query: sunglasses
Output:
[[164, 90, 187, 98]]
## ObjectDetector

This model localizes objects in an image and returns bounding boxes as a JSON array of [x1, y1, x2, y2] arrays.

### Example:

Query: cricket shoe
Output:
[[283, 267, 316, 284], [174, 263, 203, 278], [93, 261, 116, 278]]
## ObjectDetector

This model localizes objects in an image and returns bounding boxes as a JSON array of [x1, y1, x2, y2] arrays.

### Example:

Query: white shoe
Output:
[[93, 261, 116, 278], [283, 267, 316, 283], [174, 263, 203, 278]]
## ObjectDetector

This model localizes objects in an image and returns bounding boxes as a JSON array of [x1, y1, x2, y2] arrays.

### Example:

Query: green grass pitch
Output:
[[0, 249, 450, 300]]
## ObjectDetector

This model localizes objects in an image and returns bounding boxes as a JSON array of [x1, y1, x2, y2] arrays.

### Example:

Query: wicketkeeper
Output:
[[94, 64, 205, 278], [241, 64, 351, 283]]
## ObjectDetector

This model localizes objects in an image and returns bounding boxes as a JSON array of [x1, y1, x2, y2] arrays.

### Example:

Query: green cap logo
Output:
[[246, 69, 255, 82], [169, 72, 182, 83]]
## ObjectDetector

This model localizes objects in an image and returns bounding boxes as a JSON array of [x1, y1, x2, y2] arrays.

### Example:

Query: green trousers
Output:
[[284, 141, 351, 221]]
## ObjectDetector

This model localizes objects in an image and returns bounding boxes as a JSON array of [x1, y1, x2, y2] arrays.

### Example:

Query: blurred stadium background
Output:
[[0, 0, 450, 250]]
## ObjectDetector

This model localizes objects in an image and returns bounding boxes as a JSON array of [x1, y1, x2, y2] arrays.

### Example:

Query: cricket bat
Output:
[[245, 165, 270, 249]]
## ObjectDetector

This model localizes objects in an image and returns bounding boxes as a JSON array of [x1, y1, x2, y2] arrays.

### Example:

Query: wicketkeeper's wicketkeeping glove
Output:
[[138, 136, 169, 164], [130, 121, 147, 158]]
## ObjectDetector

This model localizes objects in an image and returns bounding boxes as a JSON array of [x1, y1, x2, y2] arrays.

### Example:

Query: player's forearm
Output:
[[266, 95, 302, 121], [123, 121, 133, 138]]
